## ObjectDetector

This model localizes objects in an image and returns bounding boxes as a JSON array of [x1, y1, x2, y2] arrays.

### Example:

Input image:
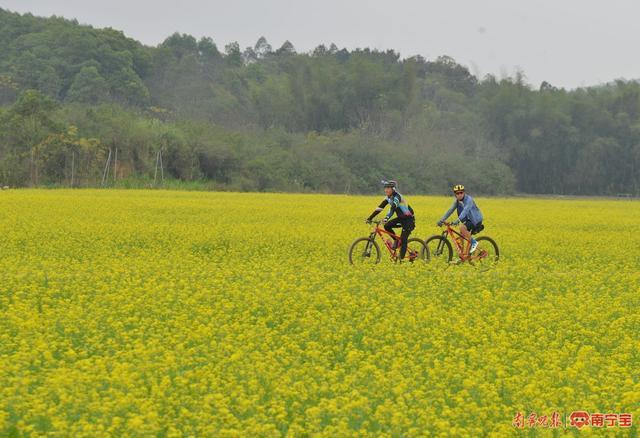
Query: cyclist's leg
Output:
[[399, 217, 415, 259], [384, 218, 402, 248], [384, 218, 401, 237], [460, 221, 472, 254], [462, 220, 478, 254]]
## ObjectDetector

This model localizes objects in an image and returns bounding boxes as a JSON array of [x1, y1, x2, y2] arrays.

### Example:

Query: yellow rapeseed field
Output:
[[0, 189, 638, 436]]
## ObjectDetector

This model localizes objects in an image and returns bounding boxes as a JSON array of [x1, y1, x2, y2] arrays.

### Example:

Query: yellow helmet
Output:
[[452, 184, 465, 192]]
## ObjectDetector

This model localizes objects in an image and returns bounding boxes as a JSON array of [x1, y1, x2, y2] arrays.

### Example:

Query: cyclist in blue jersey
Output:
[[437, 184, 484, 254], [366, 180, 415, 260]]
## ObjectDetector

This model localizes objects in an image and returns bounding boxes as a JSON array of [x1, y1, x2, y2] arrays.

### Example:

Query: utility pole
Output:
[[101, 148, 112, 186], [154, 149, 159, 185], [113, 147, 118, 181], [154, 148, 164, 185], [70, 150, 75, 187]]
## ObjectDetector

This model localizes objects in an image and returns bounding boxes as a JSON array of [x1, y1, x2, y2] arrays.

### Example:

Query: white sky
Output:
[[2, 0, 639, 89]]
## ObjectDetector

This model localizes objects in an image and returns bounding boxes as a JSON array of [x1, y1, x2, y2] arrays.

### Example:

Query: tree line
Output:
[[1, 8, 638, 195]]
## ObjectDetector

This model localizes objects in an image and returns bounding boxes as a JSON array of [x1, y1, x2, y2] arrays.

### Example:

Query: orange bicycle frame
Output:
[[441, 222, 474, 260], [369, 220, 403, 257]]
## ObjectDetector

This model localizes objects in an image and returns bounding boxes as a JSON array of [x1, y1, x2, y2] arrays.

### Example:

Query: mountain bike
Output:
[[349, 220, 429, 265], [423, 222, 499, 270]]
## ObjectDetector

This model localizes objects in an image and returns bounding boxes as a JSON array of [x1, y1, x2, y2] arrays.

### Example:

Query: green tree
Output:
[[67, 66, 109, 104]]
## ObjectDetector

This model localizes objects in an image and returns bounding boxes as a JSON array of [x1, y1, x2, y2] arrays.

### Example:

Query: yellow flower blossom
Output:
[[0, 190, 638, 435]]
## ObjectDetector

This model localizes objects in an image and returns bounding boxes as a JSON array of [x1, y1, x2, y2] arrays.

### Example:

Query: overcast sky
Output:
[[2, 0, 639, 89]]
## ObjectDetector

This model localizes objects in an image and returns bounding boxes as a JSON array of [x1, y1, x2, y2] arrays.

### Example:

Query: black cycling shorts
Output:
[[463, 219, 484, 235]]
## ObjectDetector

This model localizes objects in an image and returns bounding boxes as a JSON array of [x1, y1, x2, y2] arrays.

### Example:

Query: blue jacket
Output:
[[440, 194, 483, 225]]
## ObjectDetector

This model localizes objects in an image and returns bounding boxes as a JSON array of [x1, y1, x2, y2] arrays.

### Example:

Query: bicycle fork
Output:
[[435, 231, 447, 256], [363, 232, 376, 257]]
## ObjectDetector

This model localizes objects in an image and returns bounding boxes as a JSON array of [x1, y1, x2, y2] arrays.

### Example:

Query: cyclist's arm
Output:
[[439, 201, 456, 222], [367, 199, 388, 221]]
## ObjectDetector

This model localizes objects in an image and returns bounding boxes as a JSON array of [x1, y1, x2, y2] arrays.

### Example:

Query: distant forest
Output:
[[1, 8, 639, 195]]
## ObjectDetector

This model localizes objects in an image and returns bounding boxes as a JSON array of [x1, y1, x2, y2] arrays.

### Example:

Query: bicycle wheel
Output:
[[404, 237, 429, 264], [423, 235, 453, 267], [349, 237, 381, 265], [472, 236, 499, 271]]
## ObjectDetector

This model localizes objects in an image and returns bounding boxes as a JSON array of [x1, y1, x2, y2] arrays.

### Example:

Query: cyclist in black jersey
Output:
[[366, 180, 415, 260]]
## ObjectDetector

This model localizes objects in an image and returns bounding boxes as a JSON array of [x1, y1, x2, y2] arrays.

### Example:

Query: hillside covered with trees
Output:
[[1, 8, 639, 195]]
